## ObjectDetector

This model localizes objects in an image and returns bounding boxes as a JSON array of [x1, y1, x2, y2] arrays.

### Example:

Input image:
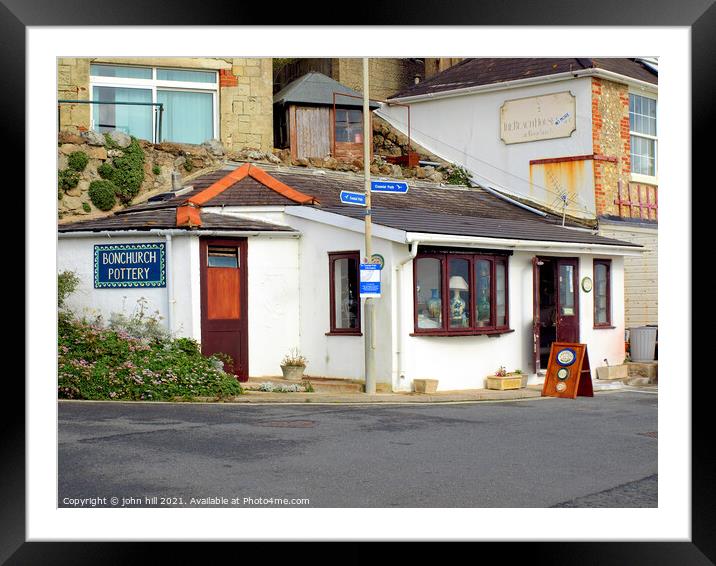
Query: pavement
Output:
[[177, 381, 657, 405]]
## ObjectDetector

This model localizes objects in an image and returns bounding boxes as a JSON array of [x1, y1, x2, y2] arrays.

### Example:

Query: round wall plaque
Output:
[[557, 367, 569, 380], [556, 348, 577, 366], [370, 253, 385, 270], [581, 276, 593, 292], [556, 382, 567, 392]]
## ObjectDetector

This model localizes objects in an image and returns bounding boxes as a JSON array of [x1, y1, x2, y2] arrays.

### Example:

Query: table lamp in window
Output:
[[449, 275, 469, 323]]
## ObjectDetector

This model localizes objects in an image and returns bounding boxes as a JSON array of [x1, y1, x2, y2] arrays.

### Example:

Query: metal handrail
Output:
[[57, 99, 164, 143]]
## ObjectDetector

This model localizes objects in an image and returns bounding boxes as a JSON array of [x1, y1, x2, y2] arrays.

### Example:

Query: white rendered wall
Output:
[[378, 77, 597, 219], [395, 249, 626, 392], [283, 215, 395, 384], [57, 234, 200, 339], [246, 237, 301, 378]]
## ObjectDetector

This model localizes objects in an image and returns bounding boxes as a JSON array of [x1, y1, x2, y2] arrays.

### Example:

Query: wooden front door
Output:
[[555, 258, 580, 343], [200, 238, 248, 381]]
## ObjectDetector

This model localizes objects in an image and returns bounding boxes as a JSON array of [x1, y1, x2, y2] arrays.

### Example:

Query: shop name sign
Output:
[[500, 91, 576, 144], [94, 243, 166, 288]]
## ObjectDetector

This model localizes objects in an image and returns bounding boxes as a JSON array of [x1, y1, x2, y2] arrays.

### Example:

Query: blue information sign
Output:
[[360, 263, 381, 297], [340, 190, 367, 206], [94, 243, 166, 288], [370, 180, 409, 193]]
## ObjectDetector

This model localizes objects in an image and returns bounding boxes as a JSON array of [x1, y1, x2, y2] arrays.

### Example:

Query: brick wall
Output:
[[57, 57, 274, 152]]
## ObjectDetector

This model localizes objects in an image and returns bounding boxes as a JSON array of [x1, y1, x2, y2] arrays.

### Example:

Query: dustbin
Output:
[[629, 326, 657, 362]]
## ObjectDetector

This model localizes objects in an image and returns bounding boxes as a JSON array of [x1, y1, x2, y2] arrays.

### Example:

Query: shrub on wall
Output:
[[96, 137, 146, 204], [67, 151, 89, 172], [88, 180, 117, 211], [58, 168, 80, 190]]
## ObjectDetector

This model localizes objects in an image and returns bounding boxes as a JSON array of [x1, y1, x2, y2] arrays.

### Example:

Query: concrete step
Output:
[[245, 376, 365, 393], [626, 361, 658, 384]]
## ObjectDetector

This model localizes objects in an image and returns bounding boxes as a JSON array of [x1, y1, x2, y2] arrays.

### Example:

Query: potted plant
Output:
[[485, 366, 525, 390], [280, 347, 308, 381]]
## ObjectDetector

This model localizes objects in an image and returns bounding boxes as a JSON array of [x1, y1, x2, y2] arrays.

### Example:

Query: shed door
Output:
[[296, 106, 330, 159], [200, 238, 248, 381]]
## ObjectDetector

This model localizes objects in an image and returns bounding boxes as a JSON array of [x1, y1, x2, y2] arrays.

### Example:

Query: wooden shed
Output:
[[273, 72, 380, 162]]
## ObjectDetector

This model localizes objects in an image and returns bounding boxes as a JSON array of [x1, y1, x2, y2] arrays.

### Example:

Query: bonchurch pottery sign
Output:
[[500, 91, 576, 144], [94, 243, 166, 288]]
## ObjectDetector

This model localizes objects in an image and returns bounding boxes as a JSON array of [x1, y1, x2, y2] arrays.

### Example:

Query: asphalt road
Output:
[[58, 391, 657, 508]]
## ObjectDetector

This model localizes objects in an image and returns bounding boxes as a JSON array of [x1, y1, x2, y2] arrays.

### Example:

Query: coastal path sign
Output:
[[370, 180, 409, 193]]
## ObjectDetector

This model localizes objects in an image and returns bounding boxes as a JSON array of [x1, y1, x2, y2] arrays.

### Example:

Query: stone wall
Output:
[[57, 57, 274, 152], [57, 130, 224, 220], [591, 77, 635, 218], [335, 58, 424, 101]]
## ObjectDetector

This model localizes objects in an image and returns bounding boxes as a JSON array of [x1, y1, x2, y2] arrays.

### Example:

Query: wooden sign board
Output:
[[541, 342, 594, 398]]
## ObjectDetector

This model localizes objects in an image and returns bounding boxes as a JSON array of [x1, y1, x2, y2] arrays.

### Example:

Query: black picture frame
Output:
[[7, 0, 707, 562]]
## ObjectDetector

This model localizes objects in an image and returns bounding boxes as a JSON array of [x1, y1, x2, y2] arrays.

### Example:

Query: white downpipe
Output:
[[165, 233, 174, 336], [392, 241, 419, 389]]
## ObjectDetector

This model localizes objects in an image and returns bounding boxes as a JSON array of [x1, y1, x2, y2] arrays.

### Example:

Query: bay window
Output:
[[414, 251, 510, 335], [89, 64, 218, 145]]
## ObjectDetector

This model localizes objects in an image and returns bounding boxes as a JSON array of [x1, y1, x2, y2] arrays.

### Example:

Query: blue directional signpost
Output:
[[340, 190, 367, 206], [370, 180, 409, 193]]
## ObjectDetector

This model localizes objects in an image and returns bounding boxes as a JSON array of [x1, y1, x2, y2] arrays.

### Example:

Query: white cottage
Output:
[[57, 162, 642, 391]]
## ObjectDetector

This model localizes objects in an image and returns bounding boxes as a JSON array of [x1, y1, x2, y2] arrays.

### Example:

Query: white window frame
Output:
[[89, 64, 219, 144], [628, 90, 658, 184]]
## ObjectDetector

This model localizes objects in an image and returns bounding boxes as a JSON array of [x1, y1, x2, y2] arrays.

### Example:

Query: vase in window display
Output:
[[426, 289, 441, 321], [449, 275, 469, 325]]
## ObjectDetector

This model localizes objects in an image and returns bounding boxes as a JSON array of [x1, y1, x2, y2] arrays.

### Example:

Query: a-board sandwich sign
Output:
[[94, 243, 166, 288], [541, 342, 593, 398]]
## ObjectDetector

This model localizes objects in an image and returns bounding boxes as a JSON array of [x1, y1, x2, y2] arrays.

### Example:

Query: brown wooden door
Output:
[[556, 258, 580, 343], [532, 256, 541, 373], [296, 106, 330, 159], [200, 238, 248, 381]]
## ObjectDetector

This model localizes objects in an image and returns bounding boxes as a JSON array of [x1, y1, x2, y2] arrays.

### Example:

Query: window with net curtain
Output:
[[629, 93, 657, 176], [89, 64, 216, 145]]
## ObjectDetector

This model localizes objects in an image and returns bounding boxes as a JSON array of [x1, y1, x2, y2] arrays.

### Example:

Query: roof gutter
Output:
[[387, 68, 657, 104], [405, 232, 643, 256], [57, 229, 300, 239]]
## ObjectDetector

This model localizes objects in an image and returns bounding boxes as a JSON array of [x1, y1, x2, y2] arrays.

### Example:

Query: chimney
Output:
[[171, 169, 182, 191]]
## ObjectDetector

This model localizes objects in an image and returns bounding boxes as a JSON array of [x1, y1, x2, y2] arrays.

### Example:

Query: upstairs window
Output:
[[414, 251, 510, 335], [89, 64, 218, 145], [328, 251, 361, 335], [629, 93, 657, 177]]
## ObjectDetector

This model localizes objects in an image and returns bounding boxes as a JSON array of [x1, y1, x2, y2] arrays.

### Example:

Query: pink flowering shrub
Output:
[[58, 316, 242, 401]]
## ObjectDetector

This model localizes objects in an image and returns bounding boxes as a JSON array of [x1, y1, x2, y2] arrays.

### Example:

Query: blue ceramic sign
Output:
[[94, 243, 166, 288], [556, 347, 577, 367]]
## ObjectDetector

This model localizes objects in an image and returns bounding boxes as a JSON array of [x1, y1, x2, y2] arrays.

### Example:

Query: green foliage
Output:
[[302, 380, 314, 393], [82, 202, 91, 213], [111, 138, 145, 202], [68, 151, 89, 172], [444, 164, 473, 187], [58, 316, 243, 401], [58, 270, 80, 309], [183, 160, 193, 172], [152, 164, 161, 175], [107, 297, 169, 342], [88, 180, 117, 211], [97, 162, 115, 180], [58, 168, 80, 190], [103, 132, 119, 149], [97, 138, 146, 203]]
